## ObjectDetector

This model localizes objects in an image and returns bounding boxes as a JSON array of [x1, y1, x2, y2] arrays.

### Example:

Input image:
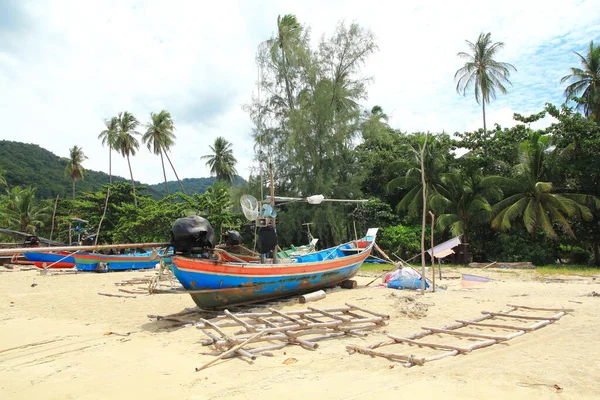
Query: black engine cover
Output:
[[170, 216, 215, 254]]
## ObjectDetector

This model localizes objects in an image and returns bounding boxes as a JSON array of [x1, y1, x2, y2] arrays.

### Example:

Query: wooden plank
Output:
[[422, 326, 516, 341]]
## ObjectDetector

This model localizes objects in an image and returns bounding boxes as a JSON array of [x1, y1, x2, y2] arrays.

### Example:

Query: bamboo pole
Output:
[[421, 326, 523, 341], [481, 311, 565, 321], [0, 242, 170, 255], [429, 211, 435, 292], [387, 334, 473, 353], [419, 134, 428, 295], [346, 345, 425, 365], [506, 304, 574, 312], [195, 331, 266, 371], [454, 319, 547, 332], [94, 188, 110, 247], [98, 292, 136, 299], [49, 195, 59, 241], [345, 303, 390, 320]]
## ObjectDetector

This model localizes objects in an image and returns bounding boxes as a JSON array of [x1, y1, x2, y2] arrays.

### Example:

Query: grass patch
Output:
[[535, 265, 600, 277]]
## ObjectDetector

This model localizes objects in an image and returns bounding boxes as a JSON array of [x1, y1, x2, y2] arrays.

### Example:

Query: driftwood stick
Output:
[[345, 303, 390, 319], [119, 288, 148, 294], [387, 334, 473, 353], [224, 309, 256, 332], [308, 306, 351, 322], [195, 331, 266, 371], [235, 348, 257, 360], [420, 350, 459, 365], [98, 292, 136, 299], [268, 308, 308, 326], [482, 261, 497, 269], [346, 345, 425, 365], [406, 307, 517, 340], [422, 326, 521, 341], [305, 332, 346, 342], [481, 311, 564, 321], [455, 319, 542, 332], [506, 304, 575, 312]]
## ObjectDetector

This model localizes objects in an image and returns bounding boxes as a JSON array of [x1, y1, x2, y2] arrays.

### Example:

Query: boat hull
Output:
[[171, 237, 375, 310], [23, 252, 76, 269], [73, 252, 160, 271]]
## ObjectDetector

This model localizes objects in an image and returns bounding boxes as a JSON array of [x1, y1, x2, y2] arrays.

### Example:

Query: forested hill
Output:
[[147, 176, 247, 197], [0, 140, 128, 199], [0, 140, 245, 199]]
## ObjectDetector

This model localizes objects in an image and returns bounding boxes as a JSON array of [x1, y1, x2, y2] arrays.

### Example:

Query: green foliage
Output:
[[0, 140, 143, 199], [0, 186, 49, 233], [455, 32, 517, 131], [560, 41, 600, 123], [379, 225, 426, 260], [487, 230, 557, 266], [201, 137, 238, 184]]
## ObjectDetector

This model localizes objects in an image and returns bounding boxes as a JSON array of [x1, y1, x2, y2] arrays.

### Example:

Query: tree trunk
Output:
[[593, 243, 600, 266], [420, 135, 428, 294], [72, 179, 75, 200], [109, 146, 112, 184], [160, 151, 169, 195], [126, 154, 137, 207], [164, 150, 186, 195], [462, 229, 470, 265], [482, 99, 487, 158]]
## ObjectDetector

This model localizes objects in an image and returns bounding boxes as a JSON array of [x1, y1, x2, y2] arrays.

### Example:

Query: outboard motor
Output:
[[223, 230, 243, 246], [170, 216, 215, 254]]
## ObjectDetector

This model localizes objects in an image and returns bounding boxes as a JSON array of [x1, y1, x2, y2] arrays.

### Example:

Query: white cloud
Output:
[[1, 0, 599, 184]]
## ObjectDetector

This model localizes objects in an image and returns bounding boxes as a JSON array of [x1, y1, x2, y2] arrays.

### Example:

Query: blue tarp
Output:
[[388, 278, 429, 290]]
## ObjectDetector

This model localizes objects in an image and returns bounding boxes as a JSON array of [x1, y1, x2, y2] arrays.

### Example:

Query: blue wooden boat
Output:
[[23, 251, 76, 269], [170, 229, 378, 310], [72, 250, 165, 271]]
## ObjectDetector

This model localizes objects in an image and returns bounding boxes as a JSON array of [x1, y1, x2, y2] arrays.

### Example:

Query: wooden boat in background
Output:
[[72, 250, 165, 272], [170, 229, 378, 310], [22, 251, 76, 269]]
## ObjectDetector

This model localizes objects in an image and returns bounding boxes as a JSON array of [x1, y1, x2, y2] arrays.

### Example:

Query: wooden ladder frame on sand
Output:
[[346, 304, 573, 367]]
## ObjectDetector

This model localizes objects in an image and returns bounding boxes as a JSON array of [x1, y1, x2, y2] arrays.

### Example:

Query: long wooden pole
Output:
[[419, 134, 428, 295], [94, 188, 110, 247], [49, 195, 59, 241], [429, 211, 435, 292], [0, 242, 170, 255]]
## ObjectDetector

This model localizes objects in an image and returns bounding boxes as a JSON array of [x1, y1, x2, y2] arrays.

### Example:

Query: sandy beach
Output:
[[1, 265, 599, 400]]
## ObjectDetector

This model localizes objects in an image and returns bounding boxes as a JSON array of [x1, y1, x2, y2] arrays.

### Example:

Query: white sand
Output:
[[1, 266, 599, 399]]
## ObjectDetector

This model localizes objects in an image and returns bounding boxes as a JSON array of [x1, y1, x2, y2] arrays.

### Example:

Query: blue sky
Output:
[[1, 0, 599, 184]]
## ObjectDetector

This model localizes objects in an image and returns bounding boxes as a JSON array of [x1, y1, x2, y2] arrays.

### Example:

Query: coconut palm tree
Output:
[[64, 146, 87, 200], [561, 41, 600, 123], [202, 137, 238, 184], [98, 117, 119, 183], [387, 135, 449, 216], [482, 133, 598, 240], [1, 186, 49, 233], [142, 110, 186, 195], [455, 32, 517, 133], [115, 111, 141, 207], [432, 169, 501, 263]]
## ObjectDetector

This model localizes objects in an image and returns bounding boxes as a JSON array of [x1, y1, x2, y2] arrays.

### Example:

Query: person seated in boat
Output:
[[215, 230, 256, 256]]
